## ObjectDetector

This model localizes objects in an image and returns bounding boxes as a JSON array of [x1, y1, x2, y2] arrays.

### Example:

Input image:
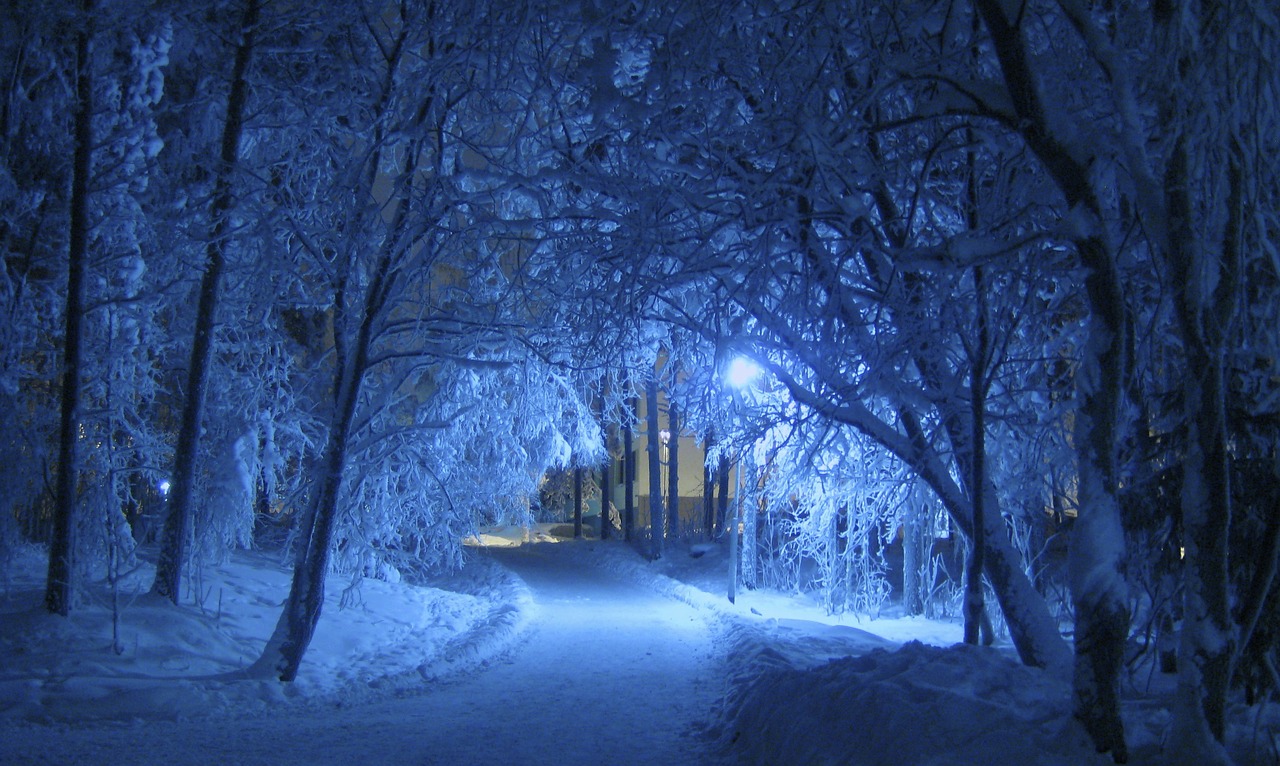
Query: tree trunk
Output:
[[573, 466, 583, 539], [963, 267, 989, 645], [667, 399, 680, 540], [741, 455, 757, 589], [254, 246, 388, 680], [1066, 234, 1131, 764], [1237, 492, 1280, 683], [623, 395, 635, 542], [599, 397, 612, 540], [728, 455, 739, 603], [251, 429, 348, 681], [902, 502, 923, 616], [254, 168, 403, 681], [46, 0, 94, 616], [153, 0, 260, 603], [970, 3, 1131, 756], [961, 132, 990, 645], [703, 461, 714, 540], [717, 453, 730, 537], [646, 379, 663, 559], [599, 455, 612, 540], [891, 406, 1074, 674], [1165, 140, 1236, 760]]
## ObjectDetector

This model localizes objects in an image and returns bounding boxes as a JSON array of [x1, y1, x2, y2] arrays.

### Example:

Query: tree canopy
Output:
[[2, 1, 1278, 760]]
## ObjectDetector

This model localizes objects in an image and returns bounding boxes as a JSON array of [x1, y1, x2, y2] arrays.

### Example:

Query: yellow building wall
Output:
[[599, 387, 743, 534]]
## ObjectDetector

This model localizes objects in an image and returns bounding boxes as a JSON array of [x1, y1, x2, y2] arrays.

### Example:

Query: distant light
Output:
[[659, 429, 671, 445], [159, 480, 171, 496], [726, 356, 761, 388]]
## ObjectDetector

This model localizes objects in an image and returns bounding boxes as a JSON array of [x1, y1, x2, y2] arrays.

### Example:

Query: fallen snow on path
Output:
[[0, 534, 720, 765], [4, 530, 1280, 765], [435, 544, 723, 764]]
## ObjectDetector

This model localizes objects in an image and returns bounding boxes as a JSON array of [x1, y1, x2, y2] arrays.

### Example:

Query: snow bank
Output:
[[560, 536, 963, 645], [409, 552, 535, 684], [715, 639, 1099, 766], [572, 539, 1096, 765], [0, 545, 533, 723], [548, 537, 1280, 765]]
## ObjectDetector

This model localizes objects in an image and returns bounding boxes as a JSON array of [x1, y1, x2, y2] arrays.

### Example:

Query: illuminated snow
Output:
[[2, 536, 1277, 764]]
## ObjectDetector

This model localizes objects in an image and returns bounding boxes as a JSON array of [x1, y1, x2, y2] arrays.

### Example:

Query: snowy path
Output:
[[1, 544, 726, 765]]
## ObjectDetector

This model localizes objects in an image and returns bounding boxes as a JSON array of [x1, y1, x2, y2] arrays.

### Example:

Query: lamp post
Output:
[[728, 450, 742, 604], [725, 356, 759, 604]]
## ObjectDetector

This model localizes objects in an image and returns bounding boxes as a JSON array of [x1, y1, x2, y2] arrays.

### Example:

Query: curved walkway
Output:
[[407, 544, 725, 765], [1, 544, 726, 765]]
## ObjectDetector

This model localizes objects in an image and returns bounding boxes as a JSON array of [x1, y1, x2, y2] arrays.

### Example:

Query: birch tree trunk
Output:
[[254, 237, 392, 680], [252, 4, 427, 677], [257, 421, 349, 681], [1065, 239, 1131, 763], [902, 501, 923, 617]]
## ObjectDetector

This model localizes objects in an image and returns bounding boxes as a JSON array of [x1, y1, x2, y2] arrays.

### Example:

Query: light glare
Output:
[[726, 356, 760, 388]]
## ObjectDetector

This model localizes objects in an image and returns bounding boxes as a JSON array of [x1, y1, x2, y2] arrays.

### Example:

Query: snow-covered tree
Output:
[[554, 0, 1077, 673], [238, 0, 610, 680], [0, 0, 174, 614], [44, 0, 96, 616], [957, 3, 1280, 759], [0, 2, 78, 567], [562, 1, 1279, 759], [151, 0, 258, 604], [75, 1, 173, 598]]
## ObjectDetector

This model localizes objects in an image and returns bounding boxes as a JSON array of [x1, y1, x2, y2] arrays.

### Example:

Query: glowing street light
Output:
[[726, 356, 761, 389]]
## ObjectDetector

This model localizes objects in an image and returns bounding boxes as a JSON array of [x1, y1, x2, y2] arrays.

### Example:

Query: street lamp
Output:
[[726, 356, 761, 389], [725, 355, 759, 604]]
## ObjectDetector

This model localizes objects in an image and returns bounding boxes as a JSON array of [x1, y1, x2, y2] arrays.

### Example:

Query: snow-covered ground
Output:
[[0, 531, 720, 765], [2, 530, 1278, 765], [581, 538, 1280, 766], [0, 543, 527, 724]]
